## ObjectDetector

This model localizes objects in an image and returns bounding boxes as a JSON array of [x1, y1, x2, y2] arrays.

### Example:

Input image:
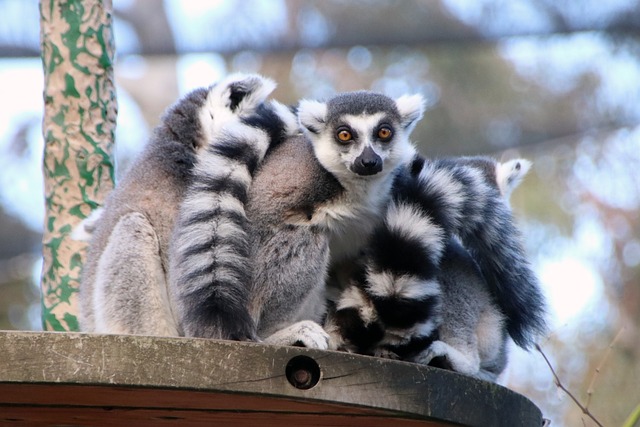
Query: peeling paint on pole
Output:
[[40, 0, 116, 331]]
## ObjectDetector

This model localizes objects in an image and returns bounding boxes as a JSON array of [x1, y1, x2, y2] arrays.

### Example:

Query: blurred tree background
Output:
[[1, 1, 639, 425]]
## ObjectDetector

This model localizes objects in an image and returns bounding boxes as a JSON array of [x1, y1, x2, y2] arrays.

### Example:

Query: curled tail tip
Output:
[[208, 73, 277, 115], [222, 72, 277, 96]]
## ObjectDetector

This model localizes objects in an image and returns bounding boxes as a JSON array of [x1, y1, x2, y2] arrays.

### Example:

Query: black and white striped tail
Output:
[[170, 74, 296, 340], [331, 154, 547, 354], [415, 156, 547, 348], [330, 161, 457, 356]]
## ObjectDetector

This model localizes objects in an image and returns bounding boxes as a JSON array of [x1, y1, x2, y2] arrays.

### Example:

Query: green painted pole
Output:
[[39, 0, 117, 331]]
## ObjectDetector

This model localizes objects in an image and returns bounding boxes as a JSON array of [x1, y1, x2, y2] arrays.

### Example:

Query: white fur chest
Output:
[[322, 174, 394, 263]]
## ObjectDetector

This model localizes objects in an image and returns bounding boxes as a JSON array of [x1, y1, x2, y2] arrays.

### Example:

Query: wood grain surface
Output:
[[0, 331, 542, 426]]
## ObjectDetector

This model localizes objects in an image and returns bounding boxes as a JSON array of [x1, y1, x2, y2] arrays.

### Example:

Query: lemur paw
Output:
[[263, 320, 330, 350], [414, 340, 480, 376], [413, 340, 450, 365], [374, 348, 401, 360]]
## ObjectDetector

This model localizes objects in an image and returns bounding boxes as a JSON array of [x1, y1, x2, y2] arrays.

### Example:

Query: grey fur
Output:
[[245, 91, 425, 344], [79, 74, 280, 336], [417, 237, 508, 382], [246, 134, 342, 338], [79, 86, 208, 335]]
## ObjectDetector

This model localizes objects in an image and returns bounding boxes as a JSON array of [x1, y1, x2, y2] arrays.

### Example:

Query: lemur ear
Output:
[[496, 158, 532, 200], [297, 99, 328, 135], [395, 94, 425, 134]]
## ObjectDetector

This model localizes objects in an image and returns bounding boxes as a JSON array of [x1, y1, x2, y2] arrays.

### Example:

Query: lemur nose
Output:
[[352, 146, 383, 176], [361, 158, 378, 168]]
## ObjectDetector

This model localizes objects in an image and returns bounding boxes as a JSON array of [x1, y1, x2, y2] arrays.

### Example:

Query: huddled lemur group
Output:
[[76, 74, 547, 382]]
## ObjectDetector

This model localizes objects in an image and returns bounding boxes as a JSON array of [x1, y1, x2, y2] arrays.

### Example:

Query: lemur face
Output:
[[298, 91, 424, 182], [330, 112, 397, 176]]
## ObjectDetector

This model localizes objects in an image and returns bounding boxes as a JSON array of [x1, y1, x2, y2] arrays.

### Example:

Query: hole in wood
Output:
[[285, 355, 321, 390]]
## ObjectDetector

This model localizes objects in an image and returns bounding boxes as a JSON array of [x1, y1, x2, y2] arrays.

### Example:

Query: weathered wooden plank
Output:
[[0, 404, 443, 427], [0, 331, 542, 426]]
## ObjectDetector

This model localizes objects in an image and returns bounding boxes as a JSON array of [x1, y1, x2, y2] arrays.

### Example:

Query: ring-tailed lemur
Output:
[[324, 154, 545, 380], [296, 92, 423, 264], [79, 76, 545, 366], [169, 90, 425, 344], [250, 91, 422, 338], [77, 83, 422, 348], [78, 73, 297, 339]]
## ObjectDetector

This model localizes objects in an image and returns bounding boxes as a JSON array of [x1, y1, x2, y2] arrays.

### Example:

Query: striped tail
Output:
[[169, 74, 295, 340], [421, 156, 547, 349]]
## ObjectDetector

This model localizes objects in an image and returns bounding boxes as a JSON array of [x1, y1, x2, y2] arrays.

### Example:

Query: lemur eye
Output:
[[337, 129, 352, 142], [378, 126, 393, 141]]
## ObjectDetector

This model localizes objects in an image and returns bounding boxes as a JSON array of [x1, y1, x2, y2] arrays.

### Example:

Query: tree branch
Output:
[[535, 344, 604, 427], [585, 328, 625, 409]]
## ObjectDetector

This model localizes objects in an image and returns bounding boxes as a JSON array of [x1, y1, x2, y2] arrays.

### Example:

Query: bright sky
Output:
[[0, 59, 44, 231]]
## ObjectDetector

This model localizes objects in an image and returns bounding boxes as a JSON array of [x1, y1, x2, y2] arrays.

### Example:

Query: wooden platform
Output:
[[0, 331, 542, 426]]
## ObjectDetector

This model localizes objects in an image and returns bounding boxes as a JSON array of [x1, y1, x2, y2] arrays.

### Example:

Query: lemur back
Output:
[[80, 87, 208, 335], [79, 74, 292, 338], [246, 134, 343, 338]]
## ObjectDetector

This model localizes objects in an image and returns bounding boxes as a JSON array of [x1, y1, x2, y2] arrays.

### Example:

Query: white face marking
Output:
[[313, 112, 385, 179], [311, 112, 415, 184]]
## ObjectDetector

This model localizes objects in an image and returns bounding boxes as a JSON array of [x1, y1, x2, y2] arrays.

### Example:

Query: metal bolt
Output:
[[293, 368, 312, 388]]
